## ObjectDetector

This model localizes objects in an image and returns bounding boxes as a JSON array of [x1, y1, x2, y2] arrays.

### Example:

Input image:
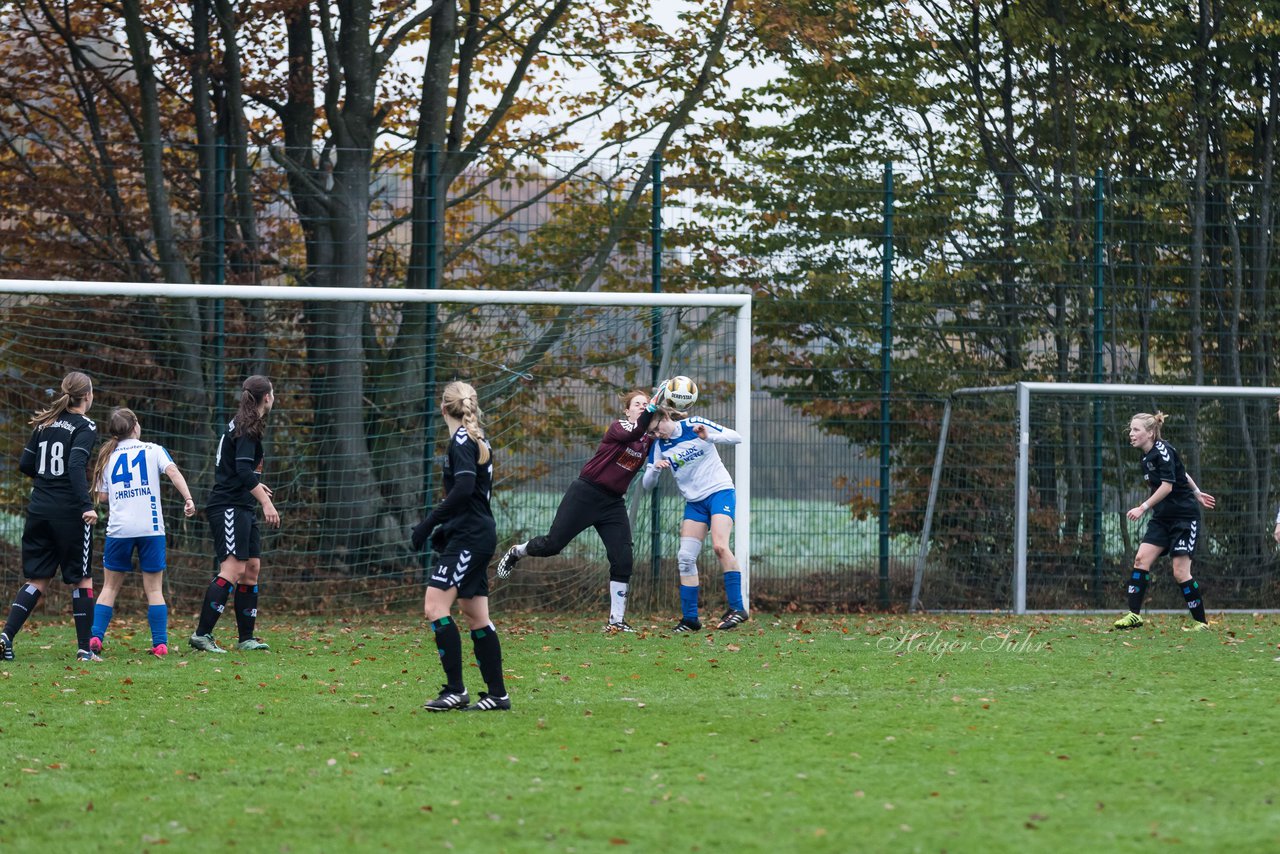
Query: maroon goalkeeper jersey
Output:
[[577, 409, 655, 497]]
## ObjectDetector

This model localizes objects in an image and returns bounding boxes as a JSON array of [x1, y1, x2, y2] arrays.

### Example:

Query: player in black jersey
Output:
[[410, 381, 508, 711], [190, 375, 280, 654], [0, 372, 101, 662], [1114, 411, 1216, 632]]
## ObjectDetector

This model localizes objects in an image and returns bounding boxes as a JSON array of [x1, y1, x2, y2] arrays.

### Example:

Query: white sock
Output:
[[514, 542, 528, 557], [609, 581, 628, 622]]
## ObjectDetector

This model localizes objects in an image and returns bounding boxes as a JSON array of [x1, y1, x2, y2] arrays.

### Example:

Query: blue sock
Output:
[[724, 571, 744, 611], [148, 604, 168, 647], [679, 585, 700, 620], [92, 603, 113, 641]]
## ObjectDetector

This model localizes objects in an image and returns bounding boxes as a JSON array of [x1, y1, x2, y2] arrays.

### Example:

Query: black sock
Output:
[[1181, 578, 1207, 623], [470, 625, 506, 696], [1127, 570, 1150, 614], [196, 577, 233, 636], [71, 588, 94, 651], [3, 583, 42, 639], [431, 617, 464, 692], [235, 584, 259, 641]]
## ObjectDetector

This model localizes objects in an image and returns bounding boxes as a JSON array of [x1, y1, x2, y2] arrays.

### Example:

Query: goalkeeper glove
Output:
[[411, 516, 436, 551], [646, 380, 670, 413]]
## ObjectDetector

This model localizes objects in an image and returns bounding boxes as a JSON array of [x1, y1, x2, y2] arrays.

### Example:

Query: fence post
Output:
[[650, 152, 664, 583], [422, 144, 441, 556], [1092, 168, 1106, 603], [213, 136, 227, 429], [879, 162, 894, 609]]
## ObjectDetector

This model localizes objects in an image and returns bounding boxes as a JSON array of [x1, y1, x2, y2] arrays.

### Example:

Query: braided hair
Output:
[[440, 381, 490, 465]]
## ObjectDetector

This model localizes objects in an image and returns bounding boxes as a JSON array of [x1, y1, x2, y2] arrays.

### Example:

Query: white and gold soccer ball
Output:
[[664, 375, 699, 408]]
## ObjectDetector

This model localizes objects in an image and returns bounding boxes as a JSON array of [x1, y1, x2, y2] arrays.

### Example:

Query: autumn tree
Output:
[[0, 0, 757, 567], [678, 0, 1280, 568]]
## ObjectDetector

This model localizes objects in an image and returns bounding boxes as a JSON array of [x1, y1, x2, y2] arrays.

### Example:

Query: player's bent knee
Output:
[[678, 536, 701, 578], [525, 536, 564, 558]]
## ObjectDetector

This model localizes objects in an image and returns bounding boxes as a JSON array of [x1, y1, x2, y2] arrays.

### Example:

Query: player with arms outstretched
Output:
[[1114, 411, 1216, 632], [643, 408, 749, 633], [495, 384, 666, 633]]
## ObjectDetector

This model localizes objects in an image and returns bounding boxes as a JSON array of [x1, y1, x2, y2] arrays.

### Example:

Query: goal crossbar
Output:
[[0, 279, 754, 604]]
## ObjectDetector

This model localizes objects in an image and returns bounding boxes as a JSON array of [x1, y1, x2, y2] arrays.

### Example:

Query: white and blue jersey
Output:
[[97, 439, 175, 538], [642, 416, 741, 502]]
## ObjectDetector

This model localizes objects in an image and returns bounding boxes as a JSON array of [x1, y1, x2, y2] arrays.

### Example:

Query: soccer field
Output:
[[1, 613, 1277, 852]]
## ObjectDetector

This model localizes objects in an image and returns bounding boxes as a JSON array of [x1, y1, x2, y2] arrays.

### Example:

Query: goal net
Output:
[[912, 381, 1280, 613], [0, 280, 751, 618]]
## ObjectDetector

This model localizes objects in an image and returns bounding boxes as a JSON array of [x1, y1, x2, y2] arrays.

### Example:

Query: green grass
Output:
[[501, 492, 922, 569], [1, 613, 1278, 852]]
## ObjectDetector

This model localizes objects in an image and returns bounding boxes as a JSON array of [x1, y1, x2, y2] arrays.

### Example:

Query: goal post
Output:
[[0, 279, 752, 613], [915, 381, 1280, 614]]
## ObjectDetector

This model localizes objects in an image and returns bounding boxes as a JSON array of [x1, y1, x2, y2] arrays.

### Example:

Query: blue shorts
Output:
[[103, 535, 167, 573], [683, 489, 736, 525]]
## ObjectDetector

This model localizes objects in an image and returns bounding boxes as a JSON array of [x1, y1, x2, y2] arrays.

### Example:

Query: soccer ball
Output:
[[664, 375, 699, 408]]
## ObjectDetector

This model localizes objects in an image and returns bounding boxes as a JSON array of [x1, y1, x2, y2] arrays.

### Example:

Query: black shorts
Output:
[[22, 514, 93, 584], [208, 505, 261, 561], [1142, 515, 1200, 558], [427, 546, 495, 599]]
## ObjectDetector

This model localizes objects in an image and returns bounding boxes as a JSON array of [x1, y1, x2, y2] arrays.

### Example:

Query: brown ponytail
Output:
[[31, 371, 92, 429], [234, 375, 273, 440], [92, 408, 140, 493]]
